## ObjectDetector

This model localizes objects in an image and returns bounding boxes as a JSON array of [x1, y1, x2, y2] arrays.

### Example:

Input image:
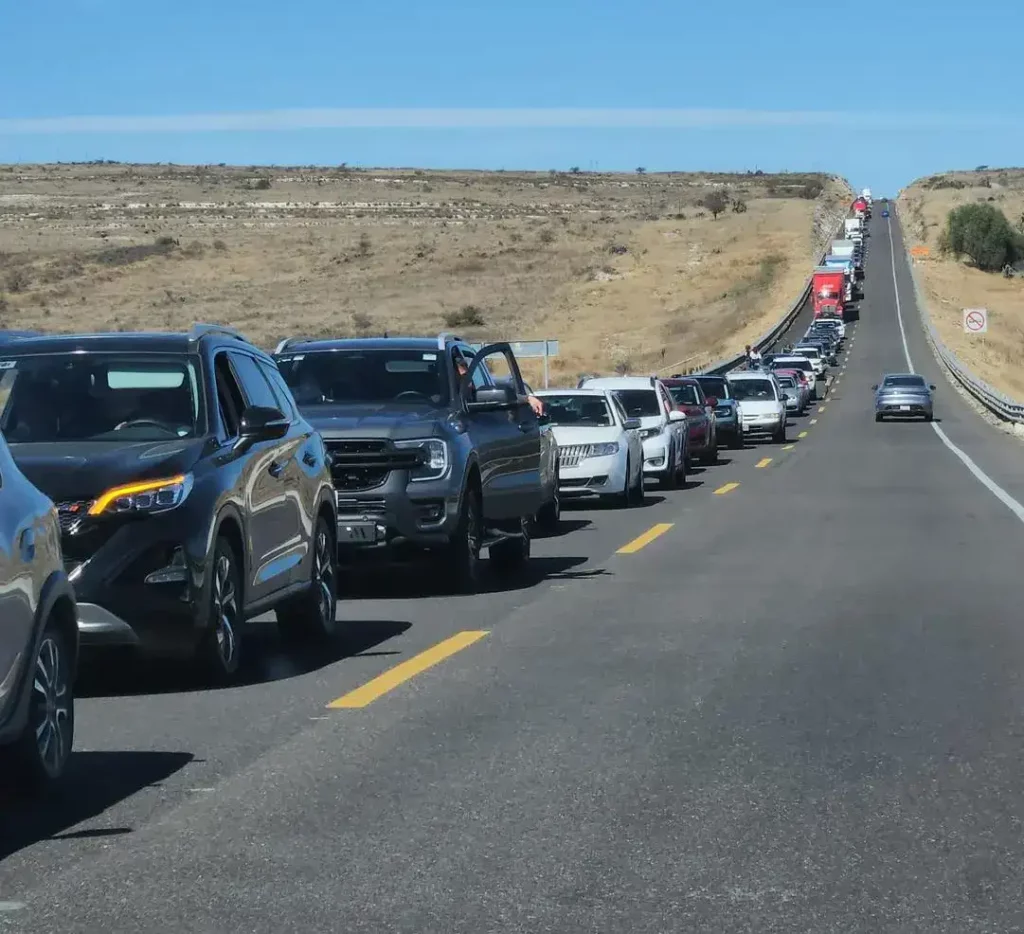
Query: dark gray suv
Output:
[[0, 430, 78, 792], [274, 334, 544, 593]]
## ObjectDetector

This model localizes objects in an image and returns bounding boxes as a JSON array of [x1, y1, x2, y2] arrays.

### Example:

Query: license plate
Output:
[[899, 405, 910, 411], [337, 522, 380, 543]]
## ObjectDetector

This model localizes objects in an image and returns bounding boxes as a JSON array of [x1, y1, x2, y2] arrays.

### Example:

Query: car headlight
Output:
[[585, 442, 620, 458], [88, 474, 194, 516], [394, 438, 450, 482], [640, 427, 662, 440]]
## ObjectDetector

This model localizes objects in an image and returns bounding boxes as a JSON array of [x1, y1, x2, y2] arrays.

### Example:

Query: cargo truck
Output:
[[853, 198, 868, 219], [832, 239, 863, 278], [823, 255, 856, 301], [811, 267, 846, 319], [844, 217, 864, 238]]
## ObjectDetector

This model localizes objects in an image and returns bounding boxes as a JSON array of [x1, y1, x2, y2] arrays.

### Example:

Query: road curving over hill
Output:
[[4, 211, 1024, 931]]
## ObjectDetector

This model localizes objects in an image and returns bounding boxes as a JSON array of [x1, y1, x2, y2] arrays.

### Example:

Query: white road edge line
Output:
[[886, 216, 1024, 525]]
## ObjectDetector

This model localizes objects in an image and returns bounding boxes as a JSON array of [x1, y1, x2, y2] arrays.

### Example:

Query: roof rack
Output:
[[189, 323, 249, 344], [273, 336, 317, 355], [436, 331, 462, 350]]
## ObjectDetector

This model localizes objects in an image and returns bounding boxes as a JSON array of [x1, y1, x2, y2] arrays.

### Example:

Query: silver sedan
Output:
[[873, 373, 936, 421]]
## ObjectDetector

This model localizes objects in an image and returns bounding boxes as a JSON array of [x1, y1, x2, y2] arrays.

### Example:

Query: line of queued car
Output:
[[0, 319, 846, 795]]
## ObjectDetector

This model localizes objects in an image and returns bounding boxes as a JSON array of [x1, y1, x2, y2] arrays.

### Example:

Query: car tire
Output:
[[3, 616, 75, 794], [536, 482, 561, 534], [702, 437, 719, 465], [773, 422, 787, 444], [277, 515, 339, 645], [875, 413, 883, 422], [442, 482, 483, 594], [200, 537, 244, 682], [729, 430, 744, 450], [658, 447, 678, 489], [925, 414, 933, 422], [490, 516, 530, 573], [629, 462, 645, 506]]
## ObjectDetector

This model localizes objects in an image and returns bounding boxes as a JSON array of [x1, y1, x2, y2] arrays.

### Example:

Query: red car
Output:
[[662, 377, 719, 465]]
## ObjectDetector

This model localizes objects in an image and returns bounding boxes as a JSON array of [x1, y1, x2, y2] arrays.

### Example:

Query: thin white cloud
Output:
[[0, 107, 1017, 135]]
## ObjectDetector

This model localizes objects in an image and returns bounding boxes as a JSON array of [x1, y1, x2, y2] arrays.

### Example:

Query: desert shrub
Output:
[[444, 304, 486, 328], [732, 198, 748, 213], [213, 239, 228, 252], [351, 312, 374, 331], [942, 202, 1024, 271], [4, 268, 30, 293], [253, 177, 272, 190], [702, 191, 728, 219], [357, 232, 372, 257], [538, 227, 556, 244]]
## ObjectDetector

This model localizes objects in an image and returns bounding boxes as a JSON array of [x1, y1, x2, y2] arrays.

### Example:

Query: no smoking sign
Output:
[[963, 307, 988, 334]]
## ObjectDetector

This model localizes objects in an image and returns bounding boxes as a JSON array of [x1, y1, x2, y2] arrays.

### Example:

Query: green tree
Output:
[[943, 203, 1023, 271]]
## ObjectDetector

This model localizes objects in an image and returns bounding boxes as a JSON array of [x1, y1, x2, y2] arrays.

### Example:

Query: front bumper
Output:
[[62, 517, 206, 656], [332, 473, 461, 553], [557, 452, 624, 498], [641, 436, 673, 476], [740, 412, 785, 437]]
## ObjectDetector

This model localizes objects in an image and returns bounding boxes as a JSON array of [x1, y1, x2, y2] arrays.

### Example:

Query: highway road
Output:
[[5, 210, 1024, 932]]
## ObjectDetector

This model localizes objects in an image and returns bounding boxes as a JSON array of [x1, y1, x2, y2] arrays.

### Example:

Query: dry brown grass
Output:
[[0, 163, 850, 386], [900, 169, 1024, 400]]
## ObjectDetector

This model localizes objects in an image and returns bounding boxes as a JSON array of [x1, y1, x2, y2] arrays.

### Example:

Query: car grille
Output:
[[334, 495, 387, 518], [54, 500, 92, 533], [324, 439, 422, 492], [558, 444, 592, 469]]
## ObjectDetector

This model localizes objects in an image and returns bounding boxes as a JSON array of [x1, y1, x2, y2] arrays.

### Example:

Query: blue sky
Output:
[[1, 0, 1018, 193]]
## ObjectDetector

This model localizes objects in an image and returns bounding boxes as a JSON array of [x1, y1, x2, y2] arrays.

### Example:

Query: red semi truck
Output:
[[811, 267, 845, 319], [853, 197, 868, 219]]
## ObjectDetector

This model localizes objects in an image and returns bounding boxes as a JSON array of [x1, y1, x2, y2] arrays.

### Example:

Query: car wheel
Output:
[[702, 437, 719, 465], [200, 538, 244, 681], [536, 481, 561, 534], [442, 482, 483, 594], [773, 422, 787, 444], [4, 617, 75, 793], [278, 516, 339, 644], [490, 516, 530, 573], [875, 413, 883, 422], [629, 461, 645, 506], [615, 458, 632, 507], [658, 447, 678, 489]]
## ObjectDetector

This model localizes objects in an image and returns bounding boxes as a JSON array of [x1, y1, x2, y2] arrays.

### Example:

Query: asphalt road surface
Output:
[[5, 210, 1024, 933]]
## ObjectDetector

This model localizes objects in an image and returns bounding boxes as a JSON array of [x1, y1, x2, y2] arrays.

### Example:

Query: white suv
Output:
[[727, 371, 787, 444], [578, 376, 688, 488]]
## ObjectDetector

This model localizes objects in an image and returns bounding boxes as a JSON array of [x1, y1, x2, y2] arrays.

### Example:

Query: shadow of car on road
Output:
[[77, 619, 412, 698], [0, 750, 195, 862]]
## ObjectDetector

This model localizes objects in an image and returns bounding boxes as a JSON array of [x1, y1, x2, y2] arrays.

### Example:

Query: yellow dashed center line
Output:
[[617, 522, 674, 554], [714, 482, 741, 495], [327, 630, 490, 709], [755, 457, 772, 468], [782, 444, 795, 450], [817, 406, 826, 413], [798, 430, 809, 438], [809, 418, 818, 425]]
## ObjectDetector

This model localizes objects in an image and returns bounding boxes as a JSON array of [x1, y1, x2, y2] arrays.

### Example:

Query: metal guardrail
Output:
[[897, 205, 1024, 423], [700, 212, 851, 376]]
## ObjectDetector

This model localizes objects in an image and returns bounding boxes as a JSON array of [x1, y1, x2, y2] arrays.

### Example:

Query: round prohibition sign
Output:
[[965, 310, 986, 332]]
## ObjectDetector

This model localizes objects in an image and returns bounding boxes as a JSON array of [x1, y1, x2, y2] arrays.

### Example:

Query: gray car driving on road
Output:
[[873, 373, 936, 421]]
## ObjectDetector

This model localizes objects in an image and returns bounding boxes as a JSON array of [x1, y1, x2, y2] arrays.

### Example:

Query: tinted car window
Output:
[[541, 394, 613, 427], [882, 376, 926, 389], [696, 377, 729, 399], [257, 359, 298, 419], [667, 384, 700, 406], [729, 379, 777, 401], [613, 389, 662, 418], [0, 353, 202, 442], [277, 349, 449, 406], [228, 352, 280, 410]]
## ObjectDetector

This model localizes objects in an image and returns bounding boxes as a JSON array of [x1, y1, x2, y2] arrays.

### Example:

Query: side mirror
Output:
[[929, 384, 936, 390], [871, 384, 878, 391], [537, 412, 551, 426], [668, 410, 686, 422], [623, 417, 641, 431], [236, 405, 289, 450], [467, 385, 515, 410]]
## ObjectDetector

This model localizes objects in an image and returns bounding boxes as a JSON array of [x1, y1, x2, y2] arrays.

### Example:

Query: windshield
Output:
[[612, 389, 662, 418], [695, 377, 729, 399], [794, 347, 820, 358], [667, 384, 700, 407], [276, 349, 448, 406], [729, 379, 777, 401], [882, 376, 927, 390], [540, 394, 613, 427], [0, 352, 202, 442]]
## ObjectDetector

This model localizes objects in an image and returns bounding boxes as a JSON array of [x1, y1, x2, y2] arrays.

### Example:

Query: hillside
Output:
[[899, 169, 1024, 400], [0, 163, 851, 385]]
